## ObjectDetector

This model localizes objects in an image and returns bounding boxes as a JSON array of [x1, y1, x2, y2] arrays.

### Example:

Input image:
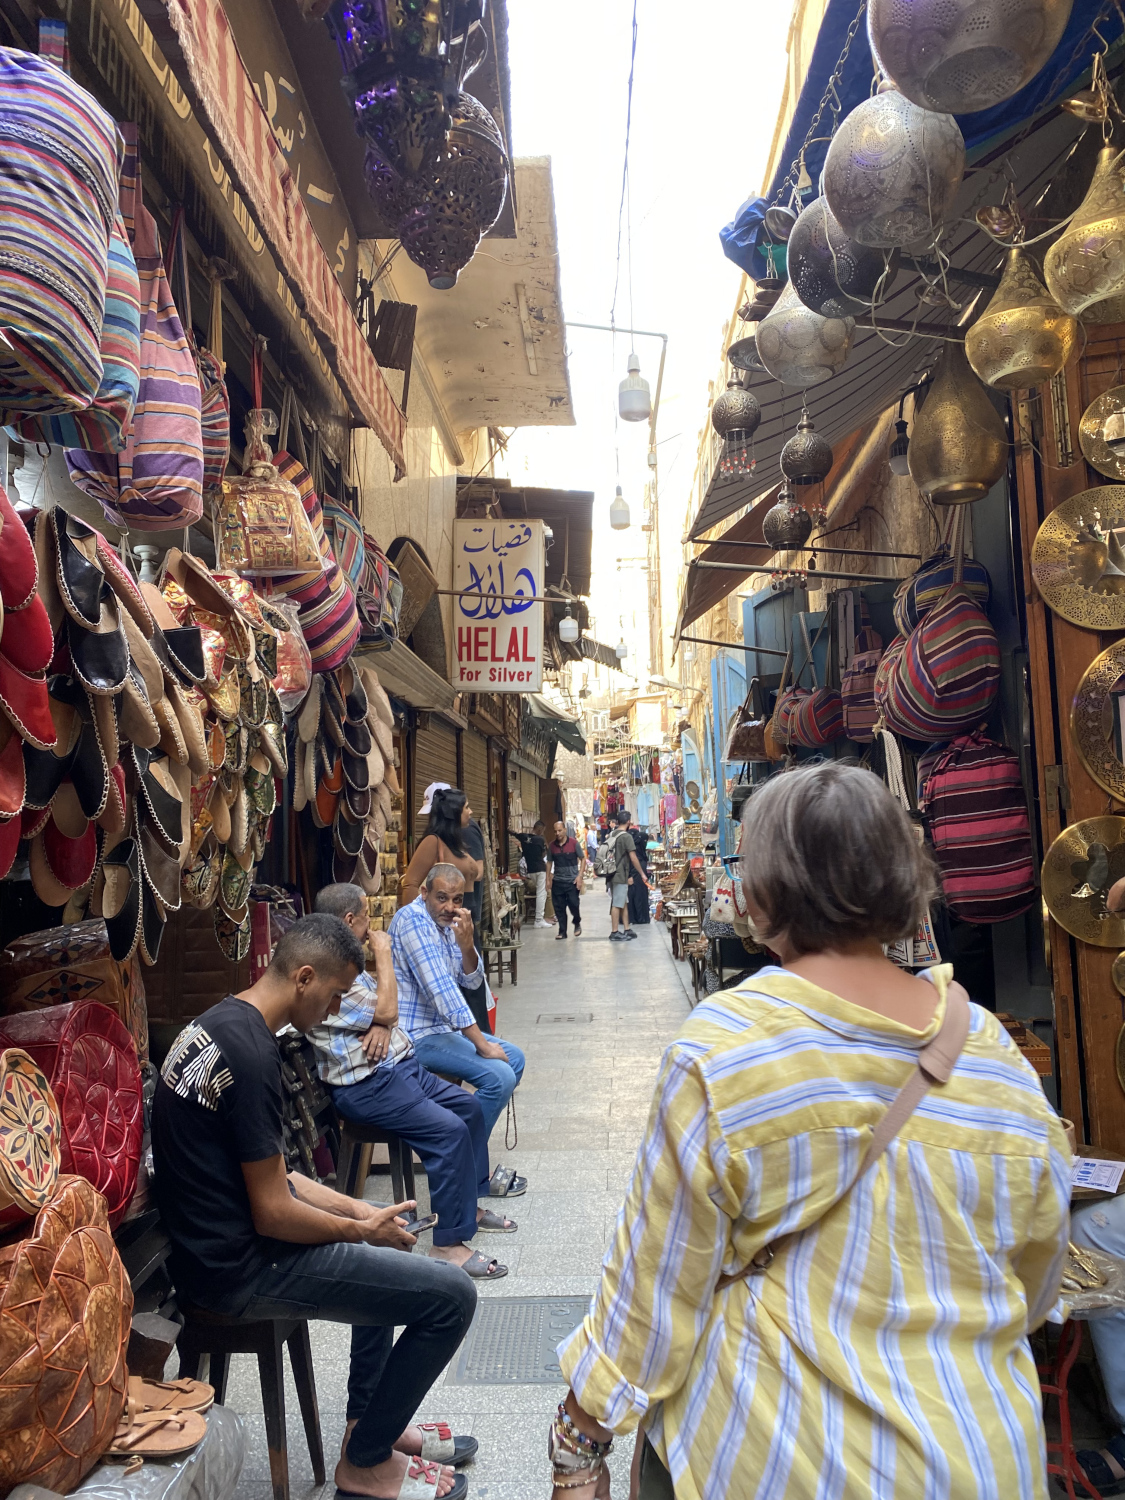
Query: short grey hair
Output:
[[425, 862, 465, 891], [314, 883, 367, 920], [739, 762, 937, 955]]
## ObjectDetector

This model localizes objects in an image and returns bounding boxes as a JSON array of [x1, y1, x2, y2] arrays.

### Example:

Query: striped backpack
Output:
[[918, 732, 1035, 924], [841, 625, 883, 742], [881, 585, 999, 741], [323, 498, 366, 591], [0, 49, 122, 421], [65, 125, 204, 530]]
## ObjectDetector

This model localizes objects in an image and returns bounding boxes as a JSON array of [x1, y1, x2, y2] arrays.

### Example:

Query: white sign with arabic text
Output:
[[453, 519, 544, 693]]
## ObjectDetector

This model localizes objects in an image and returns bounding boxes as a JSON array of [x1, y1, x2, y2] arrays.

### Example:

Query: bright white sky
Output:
[[498, 1, 791, 671]]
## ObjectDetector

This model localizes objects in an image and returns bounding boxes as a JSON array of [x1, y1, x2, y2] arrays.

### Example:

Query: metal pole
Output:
[[679, 634, 790, 657], [691, 560, 908, 584], [692, 541, 921, 560]]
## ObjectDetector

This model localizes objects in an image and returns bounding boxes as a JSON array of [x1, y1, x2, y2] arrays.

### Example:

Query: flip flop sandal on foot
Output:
[[337, 1458, 469, 1500], [485, 1165, 527, 1197], [476, 1208, 517, 1233], [416, 1424, 478, 1467], [460, 1249, 508, 1279]]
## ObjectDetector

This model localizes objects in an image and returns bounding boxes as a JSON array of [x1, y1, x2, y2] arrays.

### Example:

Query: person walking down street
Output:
[[548, 763, 1070, 1500], [546, 819, 583, 940], [512, 821, 551, 928], [151, 914, 479, 1500], [626, 823, 651, 927], [608, 809, 649, 941], [390, 866, 527, 1185], [585, 824, 597, 870]]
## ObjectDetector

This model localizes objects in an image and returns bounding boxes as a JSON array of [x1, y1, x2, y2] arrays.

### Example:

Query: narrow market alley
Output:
[[228, 901, 695, 1500]]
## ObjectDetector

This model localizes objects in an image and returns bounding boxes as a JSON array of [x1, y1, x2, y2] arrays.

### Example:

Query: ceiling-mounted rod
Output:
[[691, 560, 908, 584], [901, 256, 999, 290], [678, 634, 790, 656], [693, 541, 921, 560]]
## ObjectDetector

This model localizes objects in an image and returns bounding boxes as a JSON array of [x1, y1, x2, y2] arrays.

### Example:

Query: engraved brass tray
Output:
[[1079, 386, 1125, 481], [1072, 640, 1125, 800], [1032, 486, 1125, 629], [1041, 816, 1125, 946]]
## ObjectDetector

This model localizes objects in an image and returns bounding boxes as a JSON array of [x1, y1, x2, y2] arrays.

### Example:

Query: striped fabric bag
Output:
[[323, 498, 367, 591], [266, 451, 360, 672], [918, 732, 1035, 923], [66, 124, 204, 530], [893, 547, 991, 636], [789, 687, 845, 748], [841, 625, 884, 742], [8, 211, 140, 451], [0, 48, 122, 419], [881, 586, 999, 741], [165, 206, 229, 490]]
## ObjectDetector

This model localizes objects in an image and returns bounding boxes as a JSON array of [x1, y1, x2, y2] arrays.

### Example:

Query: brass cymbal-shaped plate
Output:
[[1080, 386, 1125, 480], [1112, 950, 1125, 996], [1071, 639, 1125, 800], [1042, 816, 1125, 946], [1032, 486, 1125, 630]]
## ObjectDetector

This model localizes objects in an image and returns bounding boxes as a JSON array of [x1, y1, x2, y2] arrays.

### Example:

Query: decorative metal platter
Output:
[[1112, 950, 1125, 996], [1042, 816, 1125, 946], [1032, 487, 1125, 629], [1072, 640, 1125, 800], [1079, 386, 1125, 480]]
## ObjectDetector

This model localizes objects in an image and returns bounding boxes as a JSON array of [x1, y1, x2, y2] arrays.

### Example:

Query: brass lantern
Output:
[[908, 340, 1008, 503], [787, 196, 898, 317], [755, 281, 854, 387], [780, 410, 833, 485], [1044, 146, 1125, 315], [964, 246, 1077, 388], [763, 487, 813, 549]]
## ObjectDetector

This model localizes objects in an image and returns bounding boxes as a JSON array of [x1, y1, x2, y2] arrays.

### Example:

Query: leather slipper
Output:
[[96, 761, 128, 835], [297, 675, 321, 743], [43, 815, 96, 888], [31, 508, 63, 632], [138, 821, 182, 911], [259, 721, 287, 779], [374, 781, 393, 822], [0, 653, 57, 749], [0, 718, 25, 819], [219, 848, 249, 914], [108, 1407, 207, 1458], [332, 848, 358, 884], [29, 828, 80, 905], [133, 747, 185, 853], [138, 867, 168, 965], [383, 758, 400, 796], [51, 780, 88, 839], [244, 753, 276, 816], [167, 681, 208, 775], [334, 804, 364, 858], [122, 609, 164, 705], [154, 694, 188, 766], [95, 536, 153, 637], [228, 780, 249, 854], [206, 782, 231, 846], [1, 592, 55, 676], [342, 748, 370, 792], [370, 803, 387, 842], [102, 837, 142, 960], [0, 812, 20, 880], [341, 782, 371, 823], [182, 839, 221, 909], [21, 802, 50, 840], [372, 717, 393, 761], [68, 593, 129, 697], [367, 743, 386, 790], [118, 666, 161, 750], [0, 483, 37, 612], [343, 718, 372, 758], [339, 662, 368, 725], [70, 722, 109, 821], [52, 510, 104, 627], [21, 689, 80, 811], [127, 1375, 214, 1416], [360, 666, 394, 728], [89, 689, 120, 770]]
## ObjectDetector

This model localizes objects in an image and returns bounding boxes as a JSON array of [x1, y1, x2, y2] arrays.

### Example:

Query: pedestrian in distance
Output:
[[546, 819, 583, 939], [605, 808, 649, 941], [512, 820, 551, 928]]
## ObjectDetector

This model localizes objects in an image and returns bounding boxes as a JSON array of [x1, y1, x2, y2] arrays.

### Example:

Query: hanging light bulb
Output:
[[616, 637, 629, 660], [559, 606, 579, 643], [610, 485, 630, 530], [618, 353, 651, 422], [889, 418, 911, 476]]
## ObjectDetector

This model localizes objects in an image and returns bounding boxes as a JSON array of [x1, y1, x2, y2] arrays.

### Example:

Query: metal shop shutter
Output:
[[412, 719, 459, 844], [520, 767, 539, 824], [461, 728, 489, 823]]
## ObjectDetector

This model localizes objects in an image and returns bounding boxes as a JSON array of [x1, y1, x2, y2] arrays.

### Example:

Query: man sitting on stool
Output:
[[307, 883, 516, 1281], [390, 865, 527, 1200]]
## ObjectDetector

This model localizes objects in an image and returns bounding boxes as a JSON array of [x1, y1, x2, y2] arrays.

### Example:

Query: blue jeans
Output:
[[238, 1239, 476, 1469], [412, 1031, 525, 1143], [332, 1056, 489, 1246], [1072, 1195, 1125, 1427]]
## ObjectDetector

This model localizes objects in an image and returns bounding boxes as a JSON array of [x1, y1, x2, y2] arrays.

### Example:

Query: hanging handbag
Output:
[[788, 611, 844, 749], [762, 646, 794, 761], [882, 583, 1000, 741], [841, 623, 884, 743], [215, 410, 322, 576], [893, 510, 991, 636], [877, 728, 942, 969], [166, 204, 230, 491], [723, 677, 770, 762]]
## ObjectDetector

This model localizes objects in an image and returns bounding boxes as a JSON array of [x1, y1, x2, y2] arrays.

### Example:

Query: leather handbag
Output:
[[762, 647, 795, 761], [841, 624, 884, 743], [0, 1175, 132, 1495], [0, 999, 143, 1228], [723, 678, 770, 763]]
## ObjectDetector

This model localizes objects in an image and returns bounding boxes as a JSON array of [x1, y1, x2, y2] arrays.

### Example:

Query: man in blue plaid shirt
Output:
[[306, 884, 518, 1279]]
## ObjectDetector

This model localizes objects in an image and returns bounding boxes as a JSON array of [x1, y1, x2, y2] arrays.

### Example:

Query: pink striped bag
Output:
[[882, 586, 1000, 741], [65, 124, 204, 530]]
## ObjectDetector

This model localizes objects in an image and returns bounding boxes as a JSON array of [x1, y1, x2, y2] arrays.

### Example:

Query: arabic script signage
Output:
[[453, 519, 544, 694]]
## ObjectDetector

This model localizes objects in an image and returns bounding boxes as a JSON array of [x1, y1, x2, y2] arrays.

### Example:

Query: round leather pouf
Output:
[[0, 1048, 61, 1223], [0, 1175, 132, 1495]]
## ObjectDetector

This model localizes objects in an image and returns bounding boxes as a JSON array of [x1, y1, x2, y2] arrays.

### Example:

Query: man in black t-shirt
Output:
[[153, 913, 477, 1500], [512, 820, 549, 927], [546, 819, 584, 939]]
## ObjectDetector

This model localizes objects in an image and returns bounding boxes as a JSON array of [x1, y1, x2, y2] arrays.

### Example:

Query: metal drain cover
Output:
[[445, 1296, 590, 1385]]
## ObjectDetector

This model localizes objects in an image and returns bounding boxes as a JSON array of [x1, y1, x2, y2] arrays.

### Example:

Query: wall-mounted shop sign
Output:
[[453, 520, 544, 693]]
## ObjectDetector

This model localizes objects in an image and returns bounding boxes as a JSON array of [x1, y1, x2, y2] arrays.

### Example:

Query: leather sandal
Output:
[[127, 1374, 214, 1415], [108, 1405, 207, 1458], [415, 1424, 478, 1468], [0, 652, 58, 750], [95, 535, 154, 637], [68, 593, 129, 697], [337, 1459, 469, 1500], [52, 511, 104, 628], [0, 483, 37, 612]]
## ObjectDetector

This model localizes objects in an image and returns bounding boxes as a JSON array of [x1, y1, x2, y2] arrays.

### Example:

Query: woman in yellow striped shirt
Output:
[[549, 762, 1071, 1500]]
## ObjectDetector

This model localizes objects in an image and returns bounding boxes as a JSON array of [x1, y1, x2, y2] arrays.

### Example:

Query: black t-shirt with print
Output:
[[152, 995, 287, 1313], [513, 831, 547, 873]]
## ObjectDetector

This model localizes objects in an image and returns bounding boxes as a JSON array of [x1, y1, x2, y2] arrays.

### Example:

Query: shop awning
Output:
[[137, 0, 407, 472], [527, 694, 586, 755], [355, 640, 456, 712]]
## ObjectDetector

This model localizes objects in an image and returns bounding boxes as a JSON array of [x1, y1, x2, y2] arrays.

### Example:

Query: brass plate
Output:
[[1042, 816, 1125, 945], [1113, 950, 1125, 996], [1071, 640, 1125, 800], [1080, 385, 1125, 480], [1031, 486, 1125, 629]]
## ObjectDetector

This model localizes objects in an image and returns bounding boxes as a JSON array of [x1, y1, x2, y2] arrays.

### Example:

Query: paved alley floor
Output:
[[226, 893, 694, 1499]]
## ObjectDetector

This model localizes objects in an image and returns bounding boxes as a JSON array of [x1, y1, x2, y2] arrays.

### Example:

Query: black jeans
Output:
[[239, 1240, 477, 1469], [553, 882, 581, 935]]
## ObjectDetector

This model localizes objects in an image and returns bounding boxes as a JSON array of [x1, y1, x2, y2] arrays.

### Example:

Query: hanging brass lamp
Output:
[[762, 486, 813, 549], [908, 339, 1008, 502], [964, 246, 1077, 388], [1044, 145, 1125, 315], [780, 409, 833, 485], [755, 281, 854, 387]]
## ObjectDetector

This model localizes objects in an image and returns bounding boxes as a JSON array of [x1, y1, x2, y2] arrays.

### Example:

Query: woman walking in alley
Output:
[[626, 822, 651, 927], [548, 762, 1071, 1500]]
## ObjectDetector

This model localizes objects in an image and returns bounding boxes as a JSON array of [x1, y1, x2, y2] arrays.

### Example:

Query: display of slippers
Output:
[[0, 651, 58, 750], [52, 510, 105, 629], [68, 592, 129, 697], [0, 483, 38, 613]]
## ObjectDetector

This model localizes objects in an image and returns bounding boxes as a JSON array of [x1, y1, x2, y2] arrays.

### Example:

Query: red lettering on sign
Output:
[[506, 629, 521, 662], [457, 627, 472, 661], [474, 627, 488, 661], [522, 627, 534, 662]]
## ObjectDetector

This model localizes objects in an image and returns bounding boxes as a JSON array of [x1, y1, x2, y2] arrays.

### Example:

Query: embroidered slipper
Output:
[[214, 903, 251, 960]]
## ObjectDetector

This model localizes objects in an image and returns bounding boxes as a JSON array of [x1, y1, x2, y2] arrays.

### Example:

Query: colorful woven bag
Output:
[[789, 687, 845, 748], [841, 625, 884, 743], [0, 49, 121, 420], [266, 451, 360, 672], [65, 124, 204, 530], [323, 498, 366, 591], [882, 586, 1000, 741], [918, 731, 1035, 923], [893, 547, 991, 636], [357, 530, 403, 647], [165, 206, 229, 490], [8, 212, 140, 452]]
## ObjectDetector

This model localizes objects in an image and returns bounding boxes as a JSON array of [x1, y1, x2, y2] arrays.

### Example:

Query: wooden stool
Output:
[[335, 1117, 417, 1203], [482, 940, 519, 987], [178, 1307, 324, 1500]]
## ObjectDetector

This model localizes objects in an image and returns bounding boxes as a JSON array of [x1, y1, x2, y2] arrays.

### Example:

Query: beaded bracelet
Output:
[[555, 1403, 614, 1458]]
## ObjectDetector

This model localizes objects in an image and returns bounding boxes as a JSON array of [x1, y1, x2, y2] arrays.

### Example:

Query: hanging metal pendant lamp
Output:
[[908, 340, 1008, 503], [868, 0, 1074, 115], [823, 86, 965, 249], [1044, 145, 1125, 315], [711, 373, 761, 440], [781, 409, 833, 485], [964, 246, 1078, 388], [762, 486, 814, 549], [787, 196, 898, 317], [755, 281, 854, 387]]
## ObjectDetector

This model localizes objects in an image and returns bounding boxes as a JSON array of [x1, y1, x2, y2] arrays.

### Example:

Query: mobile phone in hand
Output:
[[404, 1212, 439, 1235]]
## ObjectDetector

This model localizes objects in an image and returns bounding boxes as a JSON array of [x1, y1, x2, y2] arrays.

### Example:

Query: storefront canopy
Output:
[[527, 694, 586, 755]]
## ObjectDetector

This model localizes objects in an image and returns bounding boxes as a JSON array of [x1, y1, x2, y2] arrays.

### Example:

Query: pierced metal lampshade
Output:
[[1044, 146, 1125, 316], [823, 87, 965, 249], [787, 196, 898, 317], [964, 246, 1077, 389], [868, 0, 1074, 115], [908, 340, 1008, 503], [755, 281, 854, 387], [762, 487, 813, 549], [711, 375, 761, 438], [781, 410, 833, 485], [727, 337, 766, 373]]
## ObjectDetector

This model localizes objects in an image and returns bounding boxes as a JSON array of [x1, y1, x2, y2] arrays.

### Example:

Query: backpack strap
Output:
[[716, 980, 972, 1290]]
